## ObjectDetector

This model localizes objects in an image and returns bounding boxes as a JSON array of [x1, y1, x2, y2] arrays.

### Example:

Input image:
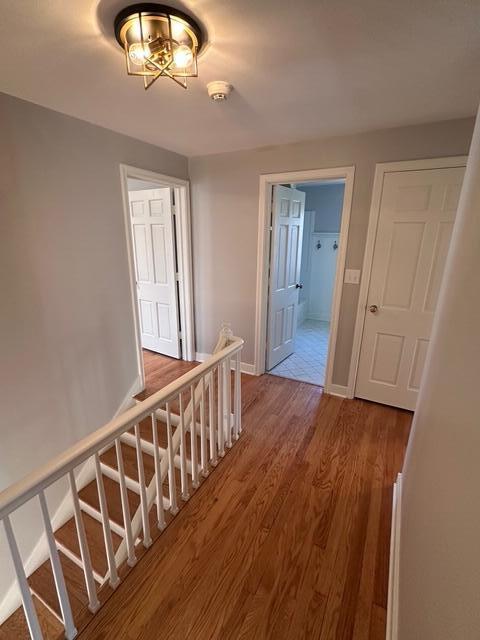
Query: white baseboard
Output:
[[297, 301, 307, 327], [386, 472, 402, 640], [0, 374, 142, 623], [324, 383, 350, 398], [195, 353, 256, 376]]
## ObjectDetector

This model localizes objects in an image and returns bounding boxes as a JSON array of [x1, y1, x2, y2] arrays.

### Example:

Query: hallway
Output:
[[79, 353, 411, 640]]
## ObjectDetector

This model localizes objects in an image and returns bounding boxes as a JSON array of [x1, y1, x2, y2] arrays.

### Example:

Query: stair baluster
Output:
[[3, 516, 43, 639], [165, 402, 178, 515], [178, 392, 189, 501], [94, 454, 119, 588], [189, 384, 200, 488], [38, 492, 77, 640], [151, 413, 166, 531], [114, 439, 136, 567], [68, 471, 100, 613], [209, 371, 217, 466], [134, 424, 152, 548], [200, 376, 208, 477]]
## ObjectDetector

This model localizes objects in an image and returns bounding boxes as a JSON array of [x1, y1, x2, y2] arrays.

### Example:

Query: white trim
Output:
[[325, 383, 349, 398], [254, 166, 355, 397], [0, 378, 140, 623], [297, 301, 307, 326], [116, 376, 143, 415], [386, 472, 403, 640], [119, 165, 196, 379], [195, 352, 256, 376], [349, 155, 468, 400]]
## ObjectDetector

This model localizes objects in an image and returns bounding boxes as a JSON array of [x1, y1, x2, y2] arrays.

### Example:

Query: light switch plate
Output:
[[344, 269, 361, 285]]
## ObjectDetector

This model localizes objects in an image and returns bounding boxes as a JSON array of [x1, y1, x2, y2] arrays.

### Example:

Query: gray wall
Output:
[[0, 92, 187, 600], [302, 182, 345, 232], [189, 118, 474, 383], [398, 109, 480, 639]]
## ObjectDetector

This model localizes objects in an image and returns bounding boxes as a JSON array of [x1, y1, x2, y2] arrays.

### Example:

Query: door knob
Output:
[[296, 283, 303, 289], [369, 304, 378, 313]]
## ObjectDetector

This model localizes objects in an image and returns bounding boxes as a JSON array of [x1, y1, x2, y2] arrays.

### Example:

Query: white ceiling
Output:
[[1, 0, 479, 157]]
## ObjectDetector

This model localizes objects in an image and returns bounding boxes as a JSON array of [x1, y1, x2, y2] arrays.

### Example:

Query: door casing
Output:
[[254, 166, 355, 396], [120, 164, 195, 392], [350, 156, 468, 404]]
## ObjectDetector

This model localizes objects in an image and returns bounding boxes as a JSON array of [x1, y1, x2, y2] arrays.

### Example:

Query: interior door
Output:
[[266, 185, 305, 370], [129, 188, 181, 358], [356, 165, 465, 410]]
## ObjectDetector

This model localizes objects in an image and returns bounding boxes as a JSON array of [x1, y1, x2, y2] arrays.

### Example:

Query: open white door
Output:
[[266, 185, 305, 370], [129, 188, 181, 358], [356, 165, 465, 410]]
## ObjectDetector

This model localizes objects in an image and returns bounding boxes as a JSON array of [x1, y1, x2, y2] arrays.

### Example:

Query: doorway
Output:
[[255, 167, 355, 393], [120, 165, 195, 389]]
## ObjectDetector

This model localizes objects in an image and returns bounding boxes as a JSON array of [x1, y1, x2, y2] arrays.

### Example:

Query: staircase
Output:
[[0, 331, 243, 639]]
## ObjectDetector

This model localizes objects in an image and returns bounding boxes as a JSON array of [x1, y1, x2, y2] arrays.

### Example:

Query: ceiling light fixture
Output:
[[114, 3, 204, 90]]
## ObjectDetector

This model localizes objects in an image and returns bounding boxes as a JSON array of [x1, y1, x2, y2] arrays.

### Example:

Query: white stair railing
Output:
[[111, 326, 242, 571], [0, 330, 243, 639]]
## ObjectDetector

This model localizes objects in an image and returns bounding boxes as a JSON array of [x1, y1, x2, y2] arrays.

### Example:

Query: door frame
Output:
[[254, 166, 355, 395], [119, 164, 196, 389], [350, 155, 468, 399]]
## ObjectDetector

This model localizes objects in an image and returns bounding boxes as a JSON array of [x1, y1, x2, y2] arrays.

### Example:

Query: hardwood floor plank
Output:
[[369, 603, 387, 640], [318, 404, 378, 639], [352, 406, 390, 639]]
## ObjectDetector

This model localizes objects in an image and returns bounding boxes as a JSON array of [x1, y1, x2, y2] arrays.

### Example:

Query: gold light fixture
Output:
[[114, 3, 204, 90]]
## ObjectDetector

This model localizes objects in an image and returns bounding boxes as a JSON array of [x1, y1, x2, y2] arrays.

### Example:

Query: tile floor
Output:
[[268, 320, 330, 386]]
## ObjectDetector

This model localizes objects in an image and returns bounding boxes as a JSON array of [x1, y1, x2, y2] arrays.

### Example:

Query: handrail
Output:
[[0, 336, 243, 521]]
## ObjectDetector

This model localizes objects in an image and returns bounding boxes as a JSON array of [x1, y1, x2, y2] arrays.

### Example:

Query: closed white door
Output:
[[356, 166, 465, 410], [267, 185, 305, 370], [308, 233, 339, 322], [129, 188, 181, 358]]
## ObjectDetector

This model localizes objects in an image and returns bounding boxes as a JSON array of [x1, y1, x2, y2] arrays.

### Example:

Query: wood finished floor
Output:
[[78, 350, 412, 640]]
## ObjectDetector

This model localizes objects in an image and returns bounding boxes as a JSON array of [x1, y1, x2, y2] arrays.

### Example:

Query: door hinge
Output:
[[175, 272, 180, 281]]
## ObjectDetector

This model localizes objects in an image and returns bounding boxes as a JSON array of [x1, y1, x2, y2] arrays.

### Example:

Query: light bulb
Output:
[[128, 42, 151, 65], [172, 44, 193, 69]]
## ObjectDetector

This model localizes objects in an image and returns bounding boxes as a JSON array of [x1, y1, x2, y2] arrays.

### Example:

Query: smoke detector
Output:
[[207, 81, 232, 101]]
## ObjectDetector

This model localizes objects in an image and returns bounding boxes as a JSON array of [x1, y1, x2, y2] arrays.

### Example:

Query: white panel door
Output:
[[308, 233, 340, 321], [267, 185, 305, 370], [129, 188, 181, 358], [356, 166, 465, 410]]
